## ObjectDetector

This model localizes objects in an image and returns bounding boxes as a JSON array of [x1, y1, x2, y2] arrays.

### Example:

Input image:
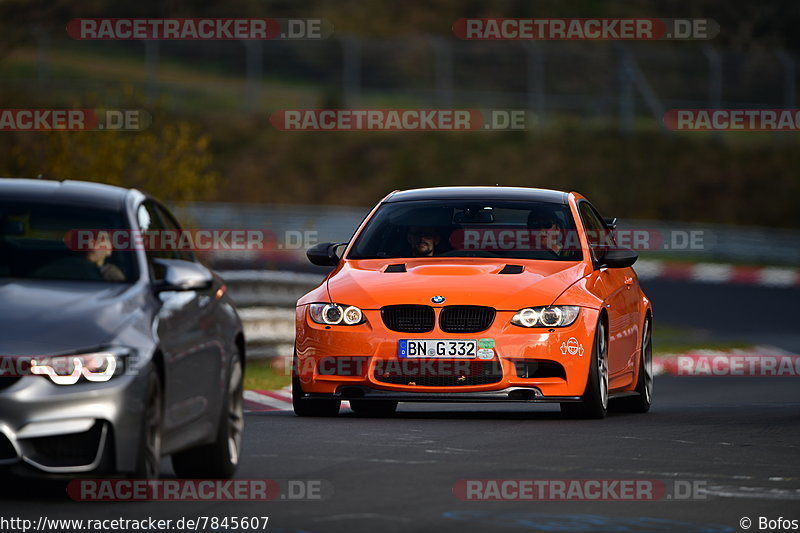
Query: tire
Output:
[[611, 316, 653, 413], [349, 400, 398, 417], [292, 374, 341, 417], [561, 318, 609, 419], [133, 370, 162, 479], [171, 355, 244, 479]]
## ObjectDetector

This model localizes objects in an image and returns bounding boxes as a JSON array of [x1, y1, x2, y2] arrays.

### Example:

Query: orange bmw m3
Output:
[[293, 187, 653, 419]]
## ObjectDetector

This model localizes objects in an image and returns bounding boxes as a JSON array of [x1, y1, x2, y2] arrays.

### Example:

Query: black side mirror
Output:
[[307, 242, 345, 267], [604, 217, 618, 230], [153, 258, 213, 291], [596, 246, 638, 269]]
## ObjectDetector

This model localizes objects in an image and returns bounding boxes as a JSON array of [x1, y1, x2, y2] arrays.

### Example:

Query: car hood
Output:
[[0, 279, 146, 356], [326, 259, 590, 310]]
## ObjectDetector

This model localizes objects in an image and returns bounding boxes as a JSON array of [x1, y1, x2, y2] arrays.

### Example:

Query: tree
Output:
[[4, 97, 218, 202]]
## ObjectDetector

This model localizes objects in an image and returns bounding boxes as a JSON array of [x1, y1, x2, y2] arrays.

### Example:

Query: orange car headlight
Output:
[[511, 306, 580, 328], [309, 303, 365, 325]]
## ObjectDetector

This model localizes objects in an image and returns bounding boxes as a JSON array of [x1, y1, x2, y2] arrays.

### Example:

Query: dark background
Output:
[[1, 0, 799, 227]]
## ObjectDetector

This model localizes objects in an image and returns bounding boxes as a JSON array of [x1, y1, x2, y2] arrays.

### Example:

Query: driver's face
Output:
[[528, 220, 562, 252], [91, 231, 113, 260], [407, 227, 439, 256]]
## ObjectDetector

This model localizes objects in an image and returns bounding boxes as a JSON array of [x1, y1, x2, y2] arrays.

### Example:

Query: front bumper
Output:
[[295, 305, 600, 401], [0, 371, 149, 477]]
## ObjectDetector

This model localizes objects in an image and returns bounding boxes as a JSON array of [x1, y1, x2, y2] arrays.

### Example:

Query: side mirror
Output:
[[153, 258, 213, 291], [604, 217, 618, 230], [307, 242, 345, 267], [596, 246, 638, 269]]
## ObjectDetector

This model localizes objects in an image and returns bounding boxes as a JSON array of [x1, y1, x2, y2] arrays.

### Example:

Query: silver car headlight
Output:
[[30, 347, 129, 385], [511, 306, 580, 328], [309, 303, 365, 325]]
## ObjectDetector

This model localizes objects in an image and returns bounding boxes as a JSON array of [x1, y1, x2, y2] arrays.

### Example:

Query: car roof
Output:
[[0, 178, 132, 210], [384, 186, 569, 204]]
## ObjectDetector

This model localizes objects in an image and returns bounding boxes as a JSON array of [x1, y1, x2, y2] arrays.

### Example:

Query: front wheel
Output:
[[132, 371, 162, 479], [561, 318, 608, 419], [171, 355, 244, 478]]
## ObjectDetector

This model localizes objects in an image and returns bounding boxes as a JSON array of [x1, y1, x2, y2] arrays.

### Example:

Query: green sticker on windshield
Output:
[[478, 338, 495, 349]]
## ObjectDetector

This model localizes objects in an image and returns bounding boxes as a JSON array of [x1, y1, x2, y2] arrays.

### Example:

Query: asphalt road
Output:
[[3, 376, 799, 533]]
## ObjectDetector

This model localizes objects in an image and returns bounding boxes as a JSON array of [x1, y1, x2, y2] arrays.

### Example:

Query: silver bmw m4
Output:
[[0, 179, 245, 479]]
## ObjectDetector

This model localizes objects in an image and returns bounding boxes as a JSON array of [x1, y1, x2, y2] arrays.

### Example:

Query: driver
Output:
[[34, 231, 125, 281], [407, 226, 440, 257], [527, 210, 566, 257]]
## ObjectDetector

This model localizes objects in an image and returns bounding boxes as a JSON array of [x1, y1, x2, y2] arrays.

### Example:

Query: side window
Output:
[[154, 204, 196, 263], [578, 202, 613, 258], [137, 202, 175, 281]]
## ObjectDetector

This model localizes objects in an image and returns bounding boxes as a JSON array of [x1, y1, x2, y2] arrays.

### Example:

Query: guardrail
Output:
[[220, 270, 324, 307], [220, 270, 323, 359]]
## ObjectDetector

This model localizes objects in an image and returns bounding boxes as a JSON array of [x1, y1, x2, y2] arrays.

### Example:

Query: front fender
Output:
[[551, 272, 604, 310]]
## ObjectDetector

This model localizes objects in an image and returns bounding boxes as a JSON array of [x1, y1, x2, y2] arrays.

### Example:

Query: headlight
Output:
[[511, 306, 580, 328], [309, 303, 364, 325], [30, 348, 128, 385]]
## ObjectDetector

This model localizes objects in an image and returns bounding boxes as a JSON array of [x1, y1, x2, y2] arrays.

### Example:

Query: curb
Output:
[[244, 386, 352, 412], [243, 387, 292, 412], [653, 346, 794, 376]]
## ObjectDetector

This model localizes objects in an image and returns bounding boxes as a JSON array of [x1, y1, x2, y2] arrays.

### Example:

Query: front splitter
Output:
[[301, 385, 582, 403]]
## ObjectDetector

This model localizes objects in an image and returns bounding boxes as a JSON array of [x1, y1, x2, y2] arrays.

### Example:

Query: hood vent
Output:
[[499, 264, 524, 274], [384, 263, 407, 273]]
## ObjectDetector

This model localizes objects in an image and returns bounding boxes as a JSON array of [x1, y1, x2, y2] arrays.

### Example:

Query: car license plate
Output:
[[398, 339, 477, 358]]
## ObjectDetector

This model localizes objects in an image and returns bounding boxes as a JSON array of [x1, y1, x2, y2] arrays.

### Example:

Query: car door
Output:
[[618, 263, 643, 374], [139, 201, 223, 449], [577, 201, 637, 381]]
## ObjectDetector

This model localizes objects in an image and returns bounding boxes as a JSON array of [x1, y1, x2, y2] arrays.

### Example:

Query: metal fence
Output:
[[11, 31, 800, 132]]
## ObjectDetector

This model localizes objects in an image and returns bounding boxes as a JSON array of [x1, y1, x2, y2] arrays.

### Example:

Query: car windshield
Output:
[[348, 200, 583, 261], [0, 202, 137, 283]]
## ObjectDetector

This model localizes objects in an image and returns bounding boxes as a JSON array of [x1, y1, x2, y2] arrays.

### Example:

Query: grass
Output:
[[10, 45, 800, 147], [653, 324, 751, 355], [1, 47, 322, 112], [244, 358, 291, 391]]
